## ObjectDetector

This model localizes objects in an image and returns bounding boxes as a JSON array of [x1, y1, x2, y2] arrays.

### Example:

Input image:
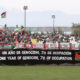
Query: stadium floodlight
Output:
[[52, 15, 55, 34], [23, 6, 28, 28]]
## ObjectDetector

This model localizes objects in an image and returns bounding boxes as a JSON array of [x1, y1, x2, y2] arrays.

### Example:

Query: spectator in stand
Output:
[[0, 24, 80, 50]]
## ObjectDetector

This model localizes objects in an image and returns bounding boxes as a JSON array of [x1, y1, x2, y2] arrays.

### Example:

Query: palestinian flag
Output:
[[13, 28, 19, 34], [3, 44, 12, 49], [75, 53, 80, 61], [1, 12, 6, 18], [21, 27, 24, 33], [20, 27, 25, 35]]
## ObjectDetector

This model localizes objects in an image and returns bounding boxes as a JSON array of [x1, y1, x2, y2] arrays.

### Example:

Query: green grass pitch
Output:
[[0, 66, 80, 80]]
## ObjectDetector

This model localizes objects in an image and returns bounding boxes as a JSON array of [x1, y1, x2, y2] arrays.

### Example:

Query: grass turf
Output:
[[0, 66, 80, 80]]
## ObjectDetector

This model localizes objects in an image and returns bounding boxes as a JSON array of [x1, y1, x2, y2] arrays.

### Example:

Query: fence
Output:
[[0, 49, 80, 65], [32, 42, 80, 50], [0, 42, 80, 50]]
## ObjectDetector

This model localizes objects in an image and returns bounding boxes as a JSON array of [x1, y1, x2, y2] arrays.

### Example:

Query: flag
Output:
[[21, 27, 24, 33], [3, 44, 12, 49], [20, 27, 25, 35], [1, 12, 6, 18], [13, 27, 19, 34], [75, 53, 80, 61], [20, 27, 24, 33]]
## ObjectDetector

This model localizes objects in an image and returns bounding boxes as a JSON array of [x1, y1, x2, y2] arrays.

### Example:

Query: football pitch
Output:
[[0, 66, 80, 80]]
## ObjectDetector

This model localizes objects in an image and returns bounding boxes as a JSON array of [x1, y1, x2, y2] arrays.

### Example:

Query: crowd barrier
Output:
[[0, 42, 80, 50], [0, 49, 80, 65]]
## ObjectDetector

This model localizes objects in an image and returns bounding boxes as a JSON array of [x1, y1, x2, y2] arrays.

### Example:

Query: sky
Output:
[[0, 0, 80, 14], [0, 0, 80, 27]]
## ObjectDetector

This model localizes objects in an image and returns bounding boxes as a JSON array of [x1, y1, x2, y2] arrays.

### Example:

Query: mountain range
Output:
[[0, 9, 80, 27]]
